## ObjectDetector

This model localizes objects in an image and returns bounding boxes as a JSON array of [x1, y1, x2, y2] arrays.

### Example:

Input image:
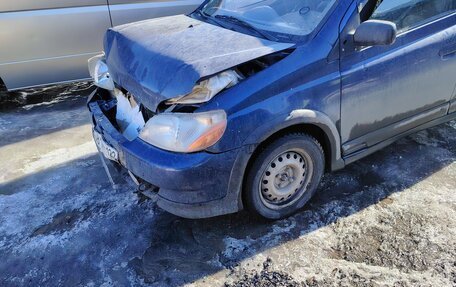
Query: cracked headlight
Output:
[[139, 110, 227, 153], [88, 54, 115, 91], [167, 70, 241, 105]]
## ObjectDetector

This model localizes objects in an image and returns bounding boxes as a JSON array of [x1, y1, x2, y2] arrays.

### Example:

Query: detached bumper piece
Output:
[[87, 88, 244, 218]]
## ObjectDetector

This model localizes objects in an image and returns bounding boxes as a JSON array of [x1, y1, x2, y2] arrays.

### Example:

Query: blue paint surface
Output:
[[104, 14, 293, 111]]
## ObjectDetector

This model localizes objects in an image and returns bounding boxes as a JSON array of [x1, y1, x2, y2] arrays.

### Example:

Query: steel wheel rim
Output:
[[259, 149, 313, 210]]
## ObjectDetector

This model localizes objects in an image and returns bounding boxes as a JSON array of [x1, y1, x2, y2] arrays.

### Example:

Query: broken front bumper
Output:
[[87, 88, 248, 218]]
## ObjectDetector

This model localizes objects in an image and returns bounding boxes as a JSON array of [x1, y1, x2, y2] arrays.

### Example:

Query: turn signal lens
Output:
[[88, 54, 115, 91]]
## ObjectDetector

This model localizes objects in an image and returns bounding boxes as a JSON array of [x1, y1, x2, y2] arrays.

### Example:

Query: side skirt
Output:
[[450, 99, 456, 114], [343, 111, 456, 165]]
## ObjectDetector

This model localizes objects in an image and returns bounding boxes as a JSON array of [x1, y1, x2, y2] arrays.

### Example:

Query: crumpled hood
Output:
[[104, 15, 294, 111]]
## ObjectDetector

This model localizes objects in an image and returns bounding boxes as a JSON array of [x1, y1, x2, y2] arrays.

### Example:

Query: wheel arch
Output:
[[242, 109, 345, 173]]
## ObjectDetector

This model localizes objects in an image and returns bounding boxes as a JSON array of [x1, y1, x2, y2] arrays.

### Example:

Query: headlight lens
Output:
[[167, 70, 241, 105], [88, 54, 115, 91], [139, 110, 227, 153]]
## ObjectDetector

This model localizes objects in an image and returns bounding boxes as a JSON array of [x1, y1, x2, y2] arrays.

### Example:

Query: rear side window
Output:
[[370, 0, 456, 32]]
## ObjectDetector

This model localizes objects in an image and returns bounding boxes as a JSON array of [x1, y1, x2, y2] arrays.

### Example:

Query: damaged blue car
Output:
[[88, 0, 456, 219]]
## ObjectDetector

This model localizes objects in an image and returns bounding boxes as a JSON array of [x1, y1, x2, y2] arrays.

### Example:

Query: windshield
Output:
[[200, 0, 336, 37]]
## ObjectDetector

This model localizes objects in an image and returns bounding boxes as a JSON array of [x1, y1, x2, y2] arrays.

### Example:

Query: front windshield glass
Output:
[[200, 0, 336, 37]]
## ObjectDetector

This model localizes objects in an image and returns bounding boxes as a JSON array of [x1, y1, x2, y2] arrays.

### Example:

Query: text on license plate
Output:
[[93, 130, 119, 162]]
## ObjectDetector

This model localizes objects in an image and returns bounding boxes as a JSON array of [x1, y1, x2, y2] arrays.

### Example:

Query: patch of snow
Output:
[[21, 141, 97, 174], [21, 95, 75, 110], [449, 120, 456, 129]]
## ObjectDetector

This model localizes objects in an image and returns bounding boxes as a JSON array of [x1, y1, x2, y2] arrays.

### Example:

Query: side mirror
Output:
[[354, 20, 397, 46]]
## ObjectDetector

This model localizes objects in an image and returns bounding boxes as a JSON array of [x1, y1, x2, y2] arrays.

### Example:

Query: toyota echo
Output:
[[87, 0, 456, 219]]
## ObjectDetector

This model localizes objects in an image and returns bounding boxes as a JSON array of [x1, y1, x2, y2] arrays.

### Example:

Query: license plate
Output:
[[93, 130, 119, 162]]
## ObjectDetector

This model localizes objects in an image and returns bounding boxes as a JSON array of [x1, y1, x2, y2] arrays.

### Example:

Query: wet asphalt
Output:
[[0, 85, 455, 286]]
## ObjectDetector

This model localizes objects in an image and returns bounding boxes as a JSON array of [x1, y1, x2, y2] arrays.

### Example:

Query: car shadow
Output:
[[0, 153, 160, 287], [0, 82, 93, 112], [130, 121, 456, 286]]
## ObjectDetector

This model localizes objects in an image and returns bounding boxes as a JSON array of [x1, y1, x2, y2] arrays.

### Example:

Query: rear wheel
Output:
[[244, 133, 325, 220]]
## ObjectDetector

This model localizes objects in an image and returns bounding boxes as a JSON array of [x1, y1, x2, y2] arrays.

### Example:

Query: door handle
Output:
[[440, 43, 456, 60]]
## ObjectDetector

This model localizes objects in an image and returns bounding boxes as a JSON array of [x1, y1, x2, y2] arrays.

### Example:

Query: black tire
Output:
[[244, 133, 325, 220]]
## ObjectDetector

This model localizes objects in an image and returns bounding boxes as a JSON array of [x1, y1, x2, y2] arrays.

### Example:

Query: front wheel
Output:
[[244, 133, 325, 220]]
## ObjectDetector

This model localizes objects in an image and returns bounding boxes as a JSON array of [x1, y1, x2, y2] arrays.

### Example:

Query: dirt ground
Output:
[[0, 85, 455, 287]]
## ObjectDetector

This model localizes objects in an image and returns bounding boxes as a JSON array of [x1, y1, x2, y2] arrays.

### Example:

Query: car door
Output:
[[107, 0, 203, 27], [339, 0, 456, 156], [0, 0, 111, 90]]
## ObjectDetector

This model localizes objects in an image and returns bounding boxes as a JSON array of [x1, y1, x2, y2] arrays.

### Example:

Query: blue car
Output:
[[88, 0, 456, 219]]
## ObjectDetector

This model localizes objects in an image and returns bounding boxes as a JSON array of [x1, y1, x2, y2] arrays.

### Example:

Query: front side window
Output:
[[200, 0, 336, 38], [370, 0, 455, 32]]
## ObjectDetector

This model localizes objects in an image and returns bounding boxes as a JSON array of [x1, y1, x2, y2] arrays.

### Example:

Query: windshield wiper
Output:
[[193, 10, 228, 29], [194, 9, 208, 19], [214, 15, 278, 41]]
